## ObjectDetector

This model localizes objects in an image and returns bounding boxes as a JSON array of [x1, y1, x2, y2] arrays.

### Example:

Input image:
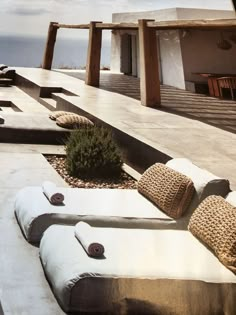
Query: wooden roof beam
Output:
[[56, 23, 90, 29], [95, 22, 138, 30], [147, 18, 236, 30], [55, 19, 236, 31], [56, 22, 138, 30]]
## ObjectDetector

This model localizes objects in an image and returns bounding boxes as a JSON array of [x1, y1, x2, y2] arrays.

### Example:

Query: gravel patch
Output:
[[45, 155, 137, 189]]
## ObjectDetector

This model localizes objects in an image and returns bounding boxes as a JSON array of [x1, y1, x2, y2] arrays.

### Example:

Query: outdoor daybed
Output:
[[39, 191, 236, 314], [14, 158, 230, 243]]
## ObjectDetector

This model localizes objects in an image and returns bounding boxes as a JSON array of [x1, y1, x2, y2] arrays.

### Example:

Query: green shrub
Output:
[[65, 127, 123, 178]]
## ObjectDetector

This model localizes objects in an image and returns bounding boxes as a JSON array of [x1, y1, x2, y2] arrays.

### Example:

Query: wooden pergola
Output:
[[42, 18, 236, 107]]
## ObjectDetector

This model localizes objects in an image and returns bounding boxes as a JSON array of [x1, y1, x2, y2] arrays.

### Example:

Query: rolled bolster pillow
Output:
[[42, 181, 64, 205], [74, 222, 105, 257]]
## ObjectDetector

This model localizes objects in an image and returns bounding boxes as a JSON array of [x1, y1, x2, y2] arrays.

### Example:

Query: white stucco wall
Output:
[[159, 30, 185, 89], [112, 8, 178, 23], [176, 7, 235, 19], [147, 0, 234, 11], [110, 31, 122, 73]]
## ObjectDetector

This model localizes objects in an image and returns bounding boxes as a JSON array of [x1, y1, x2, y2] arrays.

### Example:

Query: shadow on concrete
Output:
[[60, 71, 236, 134]]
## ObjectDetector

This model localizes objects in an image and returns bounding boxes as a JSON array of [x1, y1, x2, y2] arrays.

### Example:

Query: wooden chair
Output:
[[217, 76, 236, 100]]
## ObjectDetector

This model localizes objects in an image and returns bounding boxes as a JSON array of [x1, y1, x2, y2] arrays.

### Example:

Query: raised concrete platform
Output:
[[0, 85, 49, 113], [13, 67, 236, 190], [0, 112, 70, 144]]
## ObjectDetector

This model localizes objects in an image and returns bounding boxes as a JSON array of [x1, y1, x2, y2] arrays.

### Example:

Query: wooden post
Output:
[[42, 22, 59, 70], [138, 19, 161, 107], [85, 21, 102, 86]]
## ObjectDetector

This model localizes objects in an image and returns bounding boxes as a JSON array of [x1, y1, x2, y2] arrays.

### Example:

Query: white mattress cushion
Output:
[[40, 225, 236, 313], [15, 158, 231, 243], [15, 187, 175, 242]]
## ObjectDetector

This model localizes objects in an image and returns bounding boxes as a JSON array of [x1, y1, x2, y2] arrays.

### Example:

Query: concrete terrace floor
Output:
[[0, 67, 236, 314]]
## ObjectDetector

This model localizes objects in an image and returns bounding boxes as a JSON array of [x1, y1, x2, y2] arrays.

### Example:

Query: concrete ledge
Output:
[[0, 113, 70, 144]]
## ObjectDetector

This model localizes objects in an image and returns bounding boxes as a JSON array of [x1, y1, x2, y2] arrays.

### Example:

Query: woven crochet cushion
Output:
[[49, 111, 74, 121], [137, 163, 195, 219], [188, 195, 236, 273], [56, 114, 94, 129]]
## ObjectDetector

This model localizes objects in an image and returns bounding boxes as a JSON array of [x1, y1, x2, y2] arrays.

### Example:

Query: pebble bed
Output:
[[45, 155, 137, 189]]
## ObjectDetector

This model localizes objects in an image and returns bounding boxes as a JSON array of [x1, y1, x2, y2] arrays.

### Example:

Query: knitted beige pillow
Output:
[[49, 111, 74, 120], [138, 163, 194, 219], [188, 195, 236, 273], [56, 114, 94, 129]]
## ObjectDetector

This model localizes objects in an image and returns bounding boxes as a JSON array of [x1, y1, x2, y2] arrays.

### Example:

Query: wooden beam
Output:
[[57, 23, 90, 29], [56, 22, 138, 30], [95, 22, 138, 30], [56, 19, 236, 31], [85, 21, 102, 87], [138, 19, 161, 107], [148, 18, 236, 30], [42, 22, 59, 70]]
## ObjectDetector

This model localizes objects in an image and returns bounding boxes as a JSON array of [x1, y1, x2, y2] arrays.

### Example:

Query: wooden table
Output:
[[193, 73, 236, 98]]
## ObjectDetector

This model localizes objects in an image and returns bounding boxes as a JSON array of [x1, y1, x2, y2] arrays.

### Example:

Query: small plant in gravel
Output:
[[65, 127, 123, 179]]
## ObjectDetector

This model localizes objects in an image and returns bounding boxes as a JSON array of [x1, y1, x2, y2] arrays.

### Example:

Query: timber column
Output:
[[85, 21, 102, 87], [42, 22, 59, 70], [138, 19, 161, 107]]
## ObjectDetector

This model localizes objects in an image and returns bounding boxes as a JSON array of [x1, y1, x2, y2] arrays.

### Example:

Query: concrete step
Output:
[[0, 112, 70, 144], [39, 92, 76, 112], [39, 97, 57, 111]]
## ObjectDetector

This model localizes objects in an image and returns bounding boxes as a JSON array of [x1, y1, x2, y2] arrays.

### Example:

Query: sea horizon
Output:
[[0, 34, 111, 69]]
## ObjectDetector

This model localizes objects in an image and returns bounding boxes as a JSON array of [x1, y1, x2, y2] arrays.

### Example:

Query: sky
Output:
[[1, 0, 235, 39]]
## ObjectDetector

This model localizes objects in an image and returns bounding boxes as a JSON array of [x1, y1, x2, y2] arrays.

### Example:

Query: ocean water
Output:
[[0, 35, 111, 68]]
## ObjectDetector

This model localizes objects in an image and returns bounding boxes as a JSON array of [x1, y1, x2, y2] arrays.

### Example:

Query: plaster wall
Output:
[[112, 8, 178, 23], [110, 31, 122, 73], [112, 8, 235, 24], [159, 30, 185, 89], [176, 7, 235, 19], [180, 30, 236, 83]]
